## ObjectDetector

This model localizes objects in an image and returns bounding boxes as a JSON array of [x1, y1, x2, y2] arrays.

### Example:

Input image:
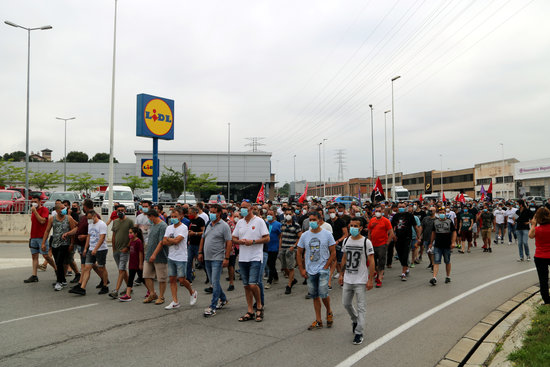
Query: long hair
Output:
[[535, 207, 550, 225], [130, 226, 144, 244]]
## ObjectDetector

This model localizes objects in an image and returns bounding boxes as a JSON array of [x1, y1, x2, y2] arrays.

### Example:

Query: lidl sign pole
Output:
[[136, 94, 174, 203]]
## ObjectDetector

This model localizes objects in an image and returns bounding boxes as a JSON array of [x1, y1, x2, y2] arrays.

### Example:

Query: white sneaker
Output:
[[54, 282, 63, 291], [164, 301, 181, 310], [190, 290, 198, 306], [333, 272, 340, 279], [526, 257, 531, 261]]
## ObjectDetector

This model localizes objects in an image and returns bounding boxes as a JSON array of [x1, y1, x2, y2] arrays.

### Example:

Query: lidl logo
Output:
[[142, 159, 154, 176], [144, 99, 173, 136]]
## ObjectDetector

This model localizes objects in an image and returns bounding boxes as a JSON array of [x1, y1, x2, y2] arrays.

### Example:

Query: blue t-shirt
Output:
[[181, 217, 190, 228], [267, 220, 282, 252], [411, 215, 421, 240], [297, 228, 335, 275]]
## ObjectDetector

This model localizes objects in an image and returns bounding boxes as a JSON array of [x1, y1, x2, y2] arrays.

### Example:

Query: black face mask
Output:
[[221, 213, 228, 221], [117, 212, 125, 219], [71, 207, 78, 212]]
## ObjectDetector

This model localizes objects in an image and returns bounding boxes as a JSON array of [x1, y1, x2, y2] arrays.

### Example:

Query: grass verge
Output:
[[508, 304, 550, 367]]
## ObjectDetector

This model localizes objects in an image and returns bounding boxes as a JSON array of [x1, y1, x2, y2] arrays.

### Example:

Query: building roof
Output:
[[134, 150, 271, 157]]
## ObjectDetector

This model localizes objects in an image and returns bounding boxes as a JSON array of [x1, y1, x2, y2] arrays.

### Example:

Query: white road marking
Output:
[[335, 268, 537, 367], [0, 258, 30, 270], [0, 304, 98, 325]]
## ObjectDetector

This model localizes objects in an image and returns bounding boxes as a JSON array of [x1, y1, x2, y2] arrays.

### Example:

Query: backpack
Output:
[[342, 235, 369, 267]]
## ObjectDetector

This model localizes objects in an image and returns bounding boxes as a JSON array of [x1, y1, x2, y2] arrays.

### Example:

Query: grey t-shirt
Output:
[[421, 216, 435, 243], [145, 221, 168, 263], [203, 220, 232, 261]]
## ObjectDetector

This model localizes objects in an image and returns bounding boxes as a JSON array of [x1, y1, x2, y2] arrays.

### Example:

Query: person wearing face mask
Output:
[[429, 207, 457, 286], [297, 211, 336, 330], [516, 199, 533, 261], [338, 217, 375, 345], [279, 208, 302, 294], [327, 206, 349, 283], [493, 204, 507, 245], [69, 210, 109, 296], [161, 208, 198, 310], [71, 199, 101, 287], [337, 204, 351, 227], [187, 207, 206, 283], [142, 209, 169, 305], [118, 226, 144, 302], [224, 207, 238, 292], [106, 202, 121, 226], [136, 200, 152, 248], [420, 207, 437, 269], [504, 203, 518, 245], [40, 202, 77, 291], [24, 195, 56, 284], [391, 202, 419, 281], [367, 205, 394, 288], [108, 205, 134, 299], [477, 205, 496, 253], [298, 204, 310, 228], [265, 210, 282, 290], [458, 206, 475, 253]]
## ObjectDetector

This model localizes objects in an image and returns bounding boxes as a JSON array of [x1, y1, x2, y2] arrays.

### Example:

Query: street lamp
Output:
[[5, 20, 52, 210], [293, 154, 296, 195], [439, 154, 443, 199], [318, 142, 322, 197], [369, 104, 374, 187], [391, 75, 401, 201], [323, 138, 327, 197], [56, 117, 76, 190], [384, 110, 391, 200], [107, 0, 118, 214], [500, 143, 505, 199]]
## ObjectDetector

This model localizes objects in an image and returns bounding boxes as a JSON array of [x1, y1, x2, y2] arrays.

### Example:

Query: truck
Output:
[[394, 186, 410, 201]]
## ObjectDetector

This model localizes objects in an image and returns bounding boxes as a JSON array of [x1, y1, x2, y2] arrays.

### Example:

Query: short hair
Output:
[[141, 200, 152, 206], [308, 211, 322, 220], [156, 204, 163, 211], [31, 195, 41, 200], [87, 210, 97, 217], [173, 207, 184, 216], [83, 199, 94, 210], [197, 202, 204, 209], [349, 217, 363, 226], [62, 200, 71, 206], [190, 207, 199, 214], [146, 209, 159, 217], [535, 207, 550, 225], [209, 203, 222, 213]]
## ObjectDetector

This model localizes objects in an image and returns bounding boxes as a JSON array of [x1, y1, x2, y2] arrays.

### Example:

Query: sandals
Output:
[[255, 308, 264, 322], [238, 312, 255, 322]]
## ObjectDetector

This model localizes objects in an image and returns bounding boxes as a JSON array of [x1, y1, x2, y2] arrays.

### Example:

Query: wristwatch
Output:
[[252, 239, 256, 245]]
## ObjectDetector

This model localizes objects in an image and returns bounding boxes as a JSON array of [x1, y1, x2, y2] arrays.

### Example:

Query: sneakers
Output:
[[70, 273, 81, 283], [165, 301, 181, 310], [69, 284, 86, 295], [109, 290, 119, 299], [526, 257, 531, 261], [488, 248, 493, 253], [204, 307, 217, 317], [517, 258, 524, 262], [401, 274, 407, 281], [54, 282, 63, 291], [285, 286, 292, 294], [217, 299, 229, 309], [24, 275, 39, 283], [119, 294, 132, 302], [353, 334, 364, 345], [333, 272, 340, 279], [308, 320, 323, 330], [305, 293, 311, 299], [38, 264, 47, 271], [265, 283, 271, 289], [190, 290, 198, 306], [98, 286, 109, 295], [430, 277, 437, 286], [291, 278, 298, 286], [445, 277, 451, 284], [227, 284, 235, 291], [96, 280, 110, 289], [204, 287, 213, 294]]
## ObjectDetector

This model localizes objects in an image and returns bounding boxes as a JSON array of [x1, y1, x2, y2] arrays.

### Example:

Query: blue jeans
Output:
[[433, 247, 451, 264], [186, 244, 200, 281], [507, 223, 517, 242], [239, 261, 262, 286], [258, 252, 268, 305], [205, 260, 227, 310], [307, 269, 330, 299], [167, 259, 187, 278], [517, 230, 530, 259]]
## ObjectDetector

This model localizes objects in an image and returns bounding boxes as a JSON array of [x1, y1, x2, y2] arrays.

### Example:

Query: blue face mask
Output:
[[295, 209, 300, 214], [439, 214, 446, 220], [267, 215, 273, 221], [464, 209, 468, 213], [209, 213, 217, 222], [483, 209, 488, 212], [349, 227, 359, 236], [142, 207, 149, 213], [398, 208, 405, 213], [170, 218, 180, 225], [61, 208, 67, 215], [309, 221, 318, 230], [148, 219, 153, 225], [240, 208, 248, 217]]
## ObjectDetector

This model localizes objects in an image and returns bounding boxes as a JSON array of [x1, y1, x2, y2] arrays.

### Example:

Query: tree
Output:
[[65, 151, 89, 162], [188, 172, 219, 199], [0, 161, 25, 187], [29, 170, 63, 190], [158, 167, 184, 199], [2, 151, 26, 162], [158, 167, 220, 200], [67, 173, 106, 194], [122, 175, 150, 192], [278, 183, 290, 196], [90, 152, 118, 163]]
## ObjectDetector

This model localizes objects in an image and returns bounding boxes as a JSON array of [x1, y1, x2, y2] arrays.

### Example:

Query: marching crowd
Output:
[[22, 194, 550, 345]]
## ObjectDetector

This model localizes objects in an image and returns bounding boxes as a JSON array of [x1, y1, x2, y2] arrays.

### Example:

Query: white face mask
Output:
[[375, 212, 382, 218], [284, 215, 292, 222], [329, 213, 336, 219], [355, 212, 362, 217], [87, 219, 94, 225], [31, 202, 38, 208], [302, 209, 307, 215], [338, 211, 344, 216], [413, 205, 417, 210]]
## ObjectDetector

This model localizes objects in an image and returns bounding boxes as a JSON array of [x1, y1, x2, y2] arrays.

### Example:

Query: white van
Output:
[[101, 185, 135, 215]]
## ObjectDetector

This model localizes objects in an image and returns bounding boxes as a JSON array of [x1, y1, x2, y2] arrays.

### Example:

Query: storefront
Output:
[[514, 158, 550, 198]]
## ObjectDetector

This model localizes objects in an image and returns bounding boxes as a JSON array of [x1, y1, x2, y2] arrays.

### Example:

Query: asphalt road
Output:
[[0, 240, 539, 367]]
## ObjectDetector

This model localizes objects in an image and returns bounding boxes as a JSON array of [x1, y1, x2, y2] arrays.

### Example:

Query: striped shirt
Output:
[[281, 222, 301, 248]]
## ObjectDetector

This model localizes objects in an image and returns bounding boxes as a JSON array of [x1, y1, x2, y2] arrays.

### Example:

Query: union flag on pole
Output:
[[298, 183, 308, 204], [256, 184, 265, 203], [487, 181, 493, 202], [419, 194, 423, 202], [442, 192, 447, 202], [459, 193, 465, 203], [480, 185, 487, 201], [370, 177, 385, 203]]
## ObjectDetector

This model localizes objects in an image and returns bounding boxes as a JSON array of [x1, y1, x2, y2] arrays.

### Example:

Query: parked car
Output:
[[333, 196, 361, 207], [44, 192, 81, 213], [0, 189, 26, 213], [101, 186, 135, 215], [177, 193, 197, 205], [208, 194, 226, 204], [90, 192, 104, 207], [526, 196, 546, 206], [6, 187, 29, 198], [140, 192, 153, 202], [29, 190, 50, 203]]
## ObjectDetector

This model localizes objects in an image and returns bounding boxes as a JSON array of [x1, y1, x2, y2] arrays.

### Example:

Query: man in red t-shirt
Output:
[[24, 195, 57, 283], [367, 205, 394, 288]]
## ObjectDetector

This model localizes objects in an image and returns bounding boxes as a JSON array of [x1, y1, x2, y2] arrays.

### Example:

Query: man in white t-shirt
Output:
[[162, 208, 197, 310], [504, 205, 518, 245], [339, 217, 375, 345], [135, 200, 152, 247], [493, 204, 507, 244], [69, 210, 109, 296], [232, 201, 270, 322]]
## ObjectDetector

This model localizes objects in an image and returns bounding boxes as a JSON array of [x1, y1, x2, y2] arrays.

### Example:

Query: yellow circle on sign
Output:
[[144, 99, 173, 136], [142, 160, 154, 176]]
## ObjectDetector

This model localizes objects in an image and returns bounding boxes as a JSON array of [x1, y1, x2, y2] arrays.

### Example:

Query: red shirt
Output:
[[535, 224, 550, 259], [30, 206, 49, 239], [128, 238, 144, 270], [368, 216, 392, 247]]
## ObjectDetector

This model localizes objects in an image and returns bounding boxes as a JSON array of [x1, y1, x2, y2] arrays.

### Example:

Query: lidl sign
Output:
[[141, 158, 158, 177], [136, 94, 174, 140]]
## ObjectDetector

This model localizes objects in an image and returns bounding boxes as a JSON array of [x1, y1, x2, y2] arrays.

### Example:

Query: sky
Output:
[[1, 0, 549, 186]]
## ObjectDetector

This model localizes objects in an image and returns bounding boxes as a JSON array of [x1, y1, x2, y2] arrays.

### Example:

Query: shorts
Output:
[[335, 249, 343, 263], [167, 259, 187, 278], [113, 251, 129, 271], [481, 228, 492, 240], [373, 245, 387, 271], [64, 249, 75, 265], [143, 261, 168, 283], [239, 261, 261, 286], [410, 239, 418, 250], [278, 248, 296, 270], [472, 223, 478, 233], [307, 269, 330, 299], [423, 241, 434, 254], [433, 247, 451, 265], [29, 238, 49, 255], [461, 230, 472, 243], [85, 249, 108, 267]]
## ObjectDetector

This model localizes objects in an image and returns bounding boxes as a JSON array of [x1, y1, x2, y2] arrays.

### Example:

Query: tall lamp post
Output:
[[369, 104, 374, 189], [323, 138, 327, 197], [500, 143, 505, 199], [4, 20, 52, 210], [293, 154, 296, 195], [228, 122, 231, 201], [391, 75, 401, 201], [318, 142, 322, 197], [56, 117, 76, 190], [384, 110, 391, 200], [107, 0, 118, 213], [439, 154, 444, 198]]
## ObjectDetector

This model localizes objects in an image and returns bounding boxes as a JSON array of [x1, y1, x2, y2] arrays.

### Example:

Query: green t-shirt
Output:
[[459, 212, 475, 231], [112, 217, 134, 252]]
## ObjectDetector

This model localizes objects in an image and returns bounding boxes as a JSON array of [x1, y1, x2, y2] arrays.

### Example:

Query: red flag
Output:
[[370, 177, 386, 202], [455, 194, 459, 201], [256, 184, 265, 203], [419, 194, 423, 202], [487, 180, 493, 201], [481, 193, 485, 201], [298, 183, 308, 203], [442, 192, 447, 202], [459, 193, 465, 203]]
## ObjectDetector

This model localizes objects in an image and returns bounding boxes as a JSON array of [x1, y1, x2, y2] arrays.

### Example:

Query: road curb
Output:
[[435, 285, 541, 367]]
